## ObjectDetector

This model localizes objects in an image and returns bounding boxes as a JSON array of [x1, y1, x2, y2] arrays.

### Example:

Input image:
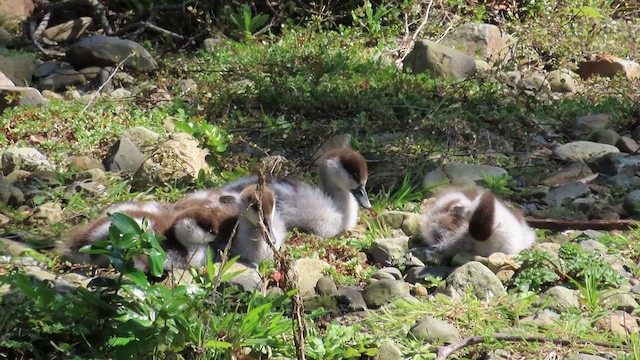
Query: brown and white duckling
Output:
[[411, 187, 536, 264]]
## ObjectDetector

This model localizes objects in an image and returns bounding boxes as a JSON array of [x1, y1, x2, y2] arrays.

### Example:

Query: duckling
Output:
[[411, 187, 536, 264], [58, 201, 175, 269], [223, 148, 371, 238]]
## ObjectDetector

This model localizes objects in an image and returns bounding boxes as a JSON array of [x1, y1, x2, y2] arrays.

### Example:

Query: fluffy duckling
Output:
[[223, 148, 371, 238], [411, 187, 536, 264], [58, 201, 175, 270]]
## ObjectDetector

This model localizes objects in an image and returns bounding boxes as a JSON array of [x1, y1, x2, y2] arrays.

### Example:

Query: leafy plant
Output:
[[174, 116, 229, 154], [351, 0, 393, 37], [304, 324, 377, 359], [230, 4, 269, 40], [481, 174, 515, 197]]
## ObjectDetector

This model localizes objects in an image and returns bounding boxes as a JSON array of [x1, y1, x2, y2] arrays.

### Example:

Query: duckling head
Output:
[[238, 184, 278, 243], [318, 148, 371, 208], [170, 206, 236, 246]]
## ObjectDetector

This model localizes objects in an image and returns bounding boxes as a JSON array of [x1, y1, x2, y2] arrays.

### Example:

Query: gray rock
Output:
[[474, 59, 491, 72], [409, 316, 460, 343], [223, 263, 262, 291], [575, 113, 611, 131], [539, 286, 580, 312], [624, 190, 640, 214], [0, 86, 46, 111], [109, 88, 131, 99], [496, 70, 521, 87], [292, 259, 331, 298], [450, 252, 487, 267], [27, 201, 63, 226], [593, 310, 639, 337], [405, 265, 452, 284], [122, 126, 160, 148], [373, 341, 403, 360], [176, 79, 197, 93], [553, 141, 619, 162], [102, 137, 146, 174], [521, 309, 560, 326], [0, 237, 31, 256], [484, 349, 512, 360], [0, 54, 37, 85], [372, 267, 403, 280], [66, 35, 158, 71], [587, 153, 640, 176], [134, 133, 209, 187], [591, 129, 620, 146], [521, 73, 550, 92], [542, 162, 594, 186], [616, 136, 640, 153], [544, 182, 591, 206], [315, 276, 338, 296], [0, 71, 13, 86], [335, 285, 367, 312], [0, 27, 11, 45], [548, 69, 578, 93], [87, 67, 113, 93], [362, 279, 410, 308], [423, 162, 508, 188], [440, 23, 513, 63], [602, 293, 639, 312], [0, 176, 23, 206], [369, 236, 409, 266], [403, 40, 477, 80], [68, 155, 104, 171], [1, 147, 54, 174], [578, 239, 608, 254], [565, 354, 609, 360], [43, 17, 93, 42], [37, 71, 87, 92], [436, 261, 506, 301]]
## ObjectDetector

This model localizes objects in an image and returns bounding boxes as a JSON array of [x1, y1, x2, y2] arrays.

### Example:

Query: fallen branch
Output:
[[526, 217, 640, 231], [436, 333, 624, 360]]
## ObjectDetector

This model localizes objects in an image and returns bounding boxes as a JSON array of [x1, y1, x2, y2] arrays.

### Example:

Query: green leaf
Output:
[[205, 340, 233, 349], [572, 6, 604, 18], [343, 347, 360, 358], [147, 250, 165, 277], [126, 269, 149, 288], [250, 14, 269, 33], [109, 212, 142, 236], [108, 336, 137, 347]]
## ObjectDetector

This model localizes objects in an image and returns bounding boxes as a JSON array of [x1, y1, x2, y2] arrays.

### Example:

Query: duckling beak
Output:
[[352, 185, 371, 209], [265, 220, 278, 247]]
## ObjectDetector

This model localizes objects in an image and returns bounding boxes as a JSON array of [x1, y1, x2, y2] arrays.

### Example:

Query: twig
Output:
[[526, 217, 640, 231], [79, 54, 131, 115], [113, 21, 188, 41], [436, 333, 624, 360]]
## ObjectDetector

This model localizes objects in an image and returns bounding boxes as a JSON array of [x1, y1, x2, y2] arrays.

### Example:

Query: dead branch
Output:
[[112, 21, 189, 41], [435, 333, 624, 360], [526, 217, 640, 231]]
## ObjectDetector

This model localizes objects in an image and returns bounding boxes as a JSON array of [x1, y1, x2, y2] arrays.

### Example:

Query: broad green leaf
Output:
[[109, 212, 142, 236], [126, 269, 149, 288], [108, 336, 136, 347], [572, 6, 604, 18], [205, 340, 233, 349]]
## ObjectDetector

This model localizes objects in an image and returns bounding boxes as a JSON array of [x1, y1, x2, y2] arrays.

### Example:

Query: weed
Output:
[[481, 174, 515, 197], [229, 4, 269, 40]]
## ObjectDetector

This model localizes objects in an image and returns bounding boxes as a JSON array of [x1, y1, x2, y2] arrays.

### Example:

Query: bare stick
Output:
[[436, 333, 623, 360], [113, 21, 188, 41], [79, 54, 131, 115]]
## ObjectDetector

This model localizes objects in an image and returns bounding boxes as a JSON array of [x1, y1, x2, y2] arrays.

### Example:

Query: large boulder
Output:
[[403, 40, 476, 80], [66, 36, 158, 71], [0, 86, 46, 111], [440, 23, 514, 64]]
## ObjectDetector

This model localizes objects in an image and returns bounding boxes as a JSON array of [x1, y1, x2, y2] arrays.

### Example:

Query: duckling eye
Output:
[[196, 219, 213, 232]]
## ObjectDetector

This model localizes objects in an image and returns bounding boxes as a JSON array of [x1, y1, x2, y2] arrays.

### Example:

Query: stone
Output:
[[0, 86, 46, 111], [440, 23, 513, 63], [409, 316, 460, 343], [102, 137, 146, 174], [403, 40, 476, 80], [361, 279, 410, 308], [542, 163, 594, 186], [223, 262, 261, 291], [474, 60, 490, 72], [486, 252, 520, 273], [602, 293, 639, 312], [577, 55, 640, 80], [0, 27, 11, 45], [450, 252, 487, 267], [36, 71, 87, 92], [436, 261, 506, 301], [521, 309, 560, 327], [0, 71, 13, 86], [565, 355, 609, 360], [1, 147, 54, 174], [0, 0, 34, 24], [0, 54, 36, 85], [122, 126, 160, 148], [623, 190, 640, 215], [27, 201, 63, 225], [315, 276, 338, 296], [616, 136, 640, 153], [575, 113, 611, 131], [401, 213, 423, 238], [520, 74, 550, 92], [68, 155, 104, 171], [423, 162, 508, 188], [134, 133, 209, 187], [578, 239, 607, 254], [405, 265, 452, 284], [587, 153, 640, 177], [496, 70, 521, 87], [544, 182, 591, 206], [66, 35, 158, 71], [591, 129, 620, 146], [292, 259, 331, 298], [0, 237, 30, 256], [43, 17, 93, 42], [553, 141, 619, 162], [65, 181, 107, 198], [0, 176, 23, 206], [548, 69, 578, 93], [378, 210, 406, 229], [373, 341, 403, 360], [335, 285, 367, 312], [368, 236, 409, 266], [372, 267, 403, 280], [109, 88, 131, 99], [539, 286, 580, 312], [176, 79, 197, 93], [593, 310, 639, 337]]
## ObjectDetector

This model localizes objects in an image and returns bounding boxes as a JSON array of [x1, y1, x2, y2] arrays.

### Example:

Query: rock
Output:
[[401, 213, 423, 238], [0, 176, 23, 206], [412, 284, 429, 297], [102, 137, 146, 174], [486, 252, 520, 273], [588, 205, 621, 220], [176, 79, 197, 93], [43, 17, 93, 42], [591, 129, 620, 146], [616, 136, 640, 153], [109, 88, 131, 99], [66, 35, 158, 71], [485, 349, 512, 360], [548, 69, 578, 93], [0, 0, 34, 25], [65, 181, 107, 198], [520, 73, 550, 92], [521, 309, 560, 327], [315, 276, 338, 296], [122, 126, 160, 148], [565, 354, 609, 360], [544, 182, 591, 206], [575, 113, 611, 132], [372, 267, 403, 280], [440, 23, 513, 63], [0, 71, 13, 86], [542, 163, 594, 186], [335, 285, 367, 312], [64, 89, 82, 100], [0, 27, 11, 45], [623, 190, 640, 215], [292, 259, 331, 298], [223, 262, 261, 291], [409, 316, 460, 343], [1, 147, 54, 174], [0, 86, 46, 111], [202, 36, 223, 52], [134, 133, 209, 187], [405, 265, 452, 284], [602, 293, 639, 312], [436, 261, 506, 301], [37, 70, 87, 92], [474, 60, 490, 72], [27, 201, 63, 225], [539, 286, 580, 312], [423, 162, 508, 188], [450, 252, 487, 267], [378, 210, 406, 229], [0, 237, 30, 256], [577, 55, 640, 80], [632, 125, 640, 142], [553, 141, 619, 162], [368, 236, 409, 266], [0, 53, 36, 85], [578, 239, 607, 254], [68, 155, 104, 171], [496, 70, 521, 87], [373, 341, 404, 360], [403, 40, 477, 80], [361, 279, 410, 308], [587, 153, 640, 176], [593, 310, 639, 337], [495, 269, 515, 282]]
